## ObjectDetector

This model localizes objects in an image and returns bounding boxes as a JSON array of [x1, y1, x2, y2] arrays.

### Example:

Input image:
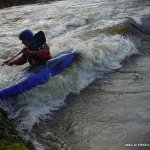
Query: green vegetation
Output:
[[0, 142, 28, 150], [0, 107, 34, 150]]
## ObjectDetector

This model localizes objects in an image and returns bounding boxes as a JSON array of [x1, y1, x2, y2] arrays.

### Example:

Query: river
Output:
[[0, 0, 150, 149]]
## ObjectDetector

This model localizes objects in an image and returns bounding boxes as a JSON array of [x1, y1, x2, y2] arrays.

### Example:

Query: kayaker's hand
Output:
[[22, 48, 28, 53], [2, 60, 9, 66]]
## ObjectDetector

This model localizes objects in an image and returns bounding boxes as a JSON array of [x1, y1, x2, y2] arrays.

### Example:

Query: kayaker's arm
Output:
[[7, 53, 28, 66]]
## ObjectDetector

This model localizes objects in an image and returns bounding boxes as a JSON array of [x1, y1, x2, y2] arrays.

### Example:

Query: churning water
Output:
[[0, 0, 150, 149]]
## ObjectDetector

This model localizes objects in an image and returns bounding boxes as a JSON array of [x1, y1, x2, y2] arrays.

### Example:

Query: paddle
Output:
[[1, 51, 23, 66], [28, 31, 46, 49], [1, 31, 46, 66]]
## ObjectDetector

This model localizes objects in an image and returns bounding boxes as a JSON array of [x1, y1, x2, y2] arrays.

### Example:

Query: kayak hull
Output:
[[0, 51, 76, 99]]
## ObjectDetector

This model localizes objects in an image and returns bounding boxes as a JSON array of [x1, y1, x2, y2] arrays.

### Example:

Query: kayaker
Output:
[[5, 29, 51, 67]]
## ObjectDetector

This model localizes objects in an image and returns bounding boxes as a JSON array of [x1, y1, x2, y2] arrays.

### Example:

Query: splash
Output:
[[0, 0, 149, 149]]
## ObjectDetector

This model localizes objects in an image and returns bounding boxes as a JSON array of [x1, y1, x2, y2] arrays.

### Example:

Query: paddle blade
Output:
[[28, 31, 46, 49]]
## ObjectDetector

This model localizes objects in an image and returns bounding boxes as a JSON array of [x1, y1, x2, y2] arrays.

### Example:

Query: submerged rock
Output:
[[0, 107, 34, 150]]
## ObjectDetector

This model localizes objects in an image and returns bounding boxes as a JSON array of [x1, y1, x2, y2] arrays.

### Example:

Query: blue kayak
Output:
[[0, 51, 76, 99]]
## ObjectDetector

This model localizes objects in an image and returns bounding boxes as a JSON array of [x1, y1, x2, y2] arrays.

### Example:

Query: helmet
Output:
[[19, 29, 33, 41]]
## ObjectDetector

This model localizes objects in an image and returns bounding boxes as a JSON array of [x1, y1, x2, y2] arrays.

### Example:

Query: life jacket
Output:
[[28, 44, 51, 66]]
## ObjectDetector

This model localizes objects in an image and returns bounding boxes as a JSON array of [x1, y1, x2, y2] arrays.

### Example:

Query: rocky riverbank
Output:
[[0, 107, 34, 150]]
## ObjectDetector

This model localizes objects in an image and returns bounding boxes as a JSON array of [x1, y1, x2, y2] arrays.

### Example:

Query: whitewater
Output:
[[0, 0, 150, 149]]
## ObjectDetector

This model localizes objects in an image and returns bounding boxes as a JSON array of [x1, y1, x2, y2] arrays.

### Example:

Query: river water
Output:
[[0, 0, 150, 149]]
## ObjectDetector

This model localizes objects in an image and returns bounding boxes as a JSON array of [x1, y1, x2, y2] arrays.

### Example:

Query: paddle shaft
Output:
[[1, 50, 23, 66]]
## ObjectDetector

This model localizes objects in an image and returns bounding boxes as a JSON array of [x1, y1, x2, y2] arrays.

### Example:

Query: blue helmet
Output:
[[19, 29, 33, 41]]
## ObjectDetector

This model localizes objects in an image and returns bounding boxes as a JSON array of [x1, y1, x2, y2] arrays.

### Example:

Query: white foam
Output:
[[0, 0, 142, 143]]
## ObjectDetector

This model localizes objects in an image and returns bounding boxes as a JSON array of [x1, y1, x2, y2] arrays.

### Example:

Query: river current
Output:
[[0, 0, 150, 149]]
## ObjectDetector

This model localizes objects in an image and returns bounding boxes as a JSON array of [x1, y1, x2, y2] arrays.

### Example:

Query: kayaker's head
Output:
[[19, 29, 33, 47]]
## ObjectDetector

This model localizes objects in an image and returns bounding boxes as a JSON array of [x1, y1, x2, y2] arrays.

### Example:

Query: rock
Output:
[[0, 107, 34, 150]]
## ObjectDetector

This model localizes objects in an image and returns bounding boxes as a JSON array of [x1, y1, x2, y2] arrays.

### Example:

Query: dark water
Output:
[[0, 0, 52, 8]]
